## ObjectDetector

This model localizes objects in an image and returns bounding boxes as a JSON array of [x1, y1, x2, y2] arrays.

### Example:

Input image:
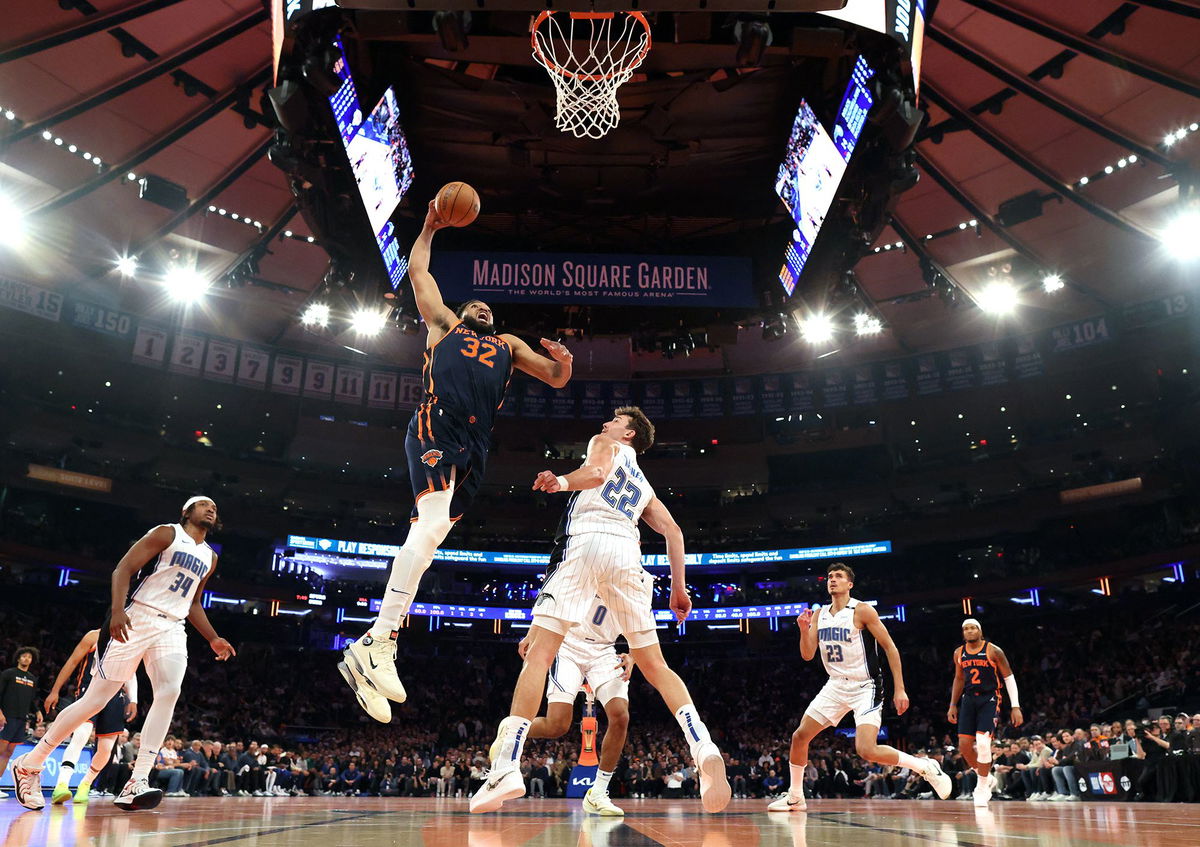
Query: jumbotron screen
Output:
[[776, 56, 875, 296]]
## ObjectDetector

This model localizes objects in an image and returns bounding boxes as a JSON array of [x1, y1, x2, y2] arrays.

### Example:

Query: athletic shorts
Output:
[[95, 602, 187, 683], [532, 534, 658, 649], [405, 407, 487, 522], [958, 694, 999, 736], [0, 719, 27, 743], [89, 690, 129, 737], [546, 642, 628, 706], [804, 677, 885, 728]]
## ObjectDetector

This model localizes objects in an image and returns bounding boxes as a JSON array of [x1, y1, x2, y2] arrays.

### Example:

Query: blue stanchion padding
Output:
[[0, 744, 93, 789], [566, 765, 598, 799]]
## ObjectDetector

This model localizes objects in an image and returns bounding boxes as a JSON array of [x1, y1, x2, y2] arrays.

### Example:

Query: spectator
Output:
[[762, 768, 783, 796], [181, 739, 213, 796], [529, 757, 549, 798], [154, 735, 186, 797], [340, 760, 363, 795]]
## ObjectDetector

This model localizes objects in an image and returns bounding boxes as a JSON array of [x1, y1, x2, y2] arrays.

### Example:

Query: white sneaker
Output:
[[343, 634, 407, 703], [694, 742, 731, 813], [9, 754, 44, 811], [972, 783, 991, 808], [469, 768, 525, 813], [583, 788, 624, 816], [766, 793, 807, 812], [1066, 794, 1081, 802], [922, 760, 953, 800], [0, 790, 7, 799], [113, 777, 163, 811], [338, 660, 392, 724]]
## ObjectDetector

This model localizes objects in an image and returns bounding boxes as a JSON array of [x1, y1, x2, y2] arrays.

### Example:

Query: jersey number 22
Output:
[[601, 466, 642, 519]]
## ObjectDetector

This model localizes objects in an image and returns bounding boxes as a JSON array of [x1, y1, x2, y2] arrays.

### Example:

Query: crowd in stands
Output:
[[3, 574, 1199, 804]]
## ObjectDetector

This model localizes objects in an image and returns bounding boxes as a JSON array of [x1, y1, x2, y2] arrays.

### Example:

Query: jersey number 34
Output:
[[601, 466, 642, 519]]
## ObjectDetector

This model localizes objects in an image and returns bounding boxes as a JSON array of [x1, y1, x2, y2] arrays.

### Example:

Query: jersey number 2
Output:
[[460, 338, 498, 369], [969, 668, 981, 686], [168, 572, 195, 597], [600, 466, 642, 519]]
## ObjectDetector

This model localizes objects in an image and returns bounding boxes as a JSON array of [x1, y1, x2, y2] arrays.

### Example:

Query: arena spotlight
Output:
[[301, 302, 331, 328], [350, 308, 388, 336], [799, 313, 835, 344], [977, 282, 1018, 316], [853, 313, 883, 336], [1161, 207, 1200, 261], [163, 266, 211, 304], [1041, 273, 1065, 293], [116, 255, 138, 277], [0, 195, 26, 246]]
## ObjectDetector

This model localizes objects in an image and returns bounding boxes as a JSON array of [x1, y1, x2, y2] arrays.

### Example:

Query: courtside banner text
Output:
[[429, 251, 756, 307]]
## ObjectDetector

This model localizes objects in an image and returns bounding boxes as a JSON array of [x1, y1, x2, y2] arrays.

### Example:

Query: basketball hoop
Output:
[[531, 11, 652, 140]]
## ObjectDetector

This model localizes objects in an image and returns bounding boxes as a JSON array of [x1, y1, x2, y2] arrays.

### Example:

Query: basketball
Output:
[[435, 182, 480, 227]]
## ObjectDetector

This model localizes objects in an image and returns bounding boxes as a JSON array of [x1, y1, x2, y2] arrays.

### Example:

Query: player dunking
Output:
[[767, 563, 952, 812], [10, 497, 235, 811], [341, 199, 573, 723], [43, 630, 139, 804], [472, 408, 731, 815], [947, 618, 1022, 807], [516, 593, 633, 815]]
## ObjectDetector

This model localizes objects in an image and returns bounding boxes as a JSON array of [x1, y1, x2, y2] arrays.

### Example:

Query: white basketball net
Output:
[[531, 12, 651, 140]]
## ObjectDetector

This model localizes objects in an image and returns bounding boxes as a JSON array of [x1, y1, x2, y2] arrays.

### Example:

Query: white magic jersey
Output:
[[128, 524, 214, 620], [558, 440, 654, 543], [815, 598, 881, 683], [562, 594, 623, 660]]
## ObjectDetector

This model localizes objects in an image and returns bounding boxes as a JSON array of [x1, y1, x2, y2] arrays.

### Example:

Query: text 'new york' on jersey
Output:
[[959, 640, 1002, 701], [415, 321, 514, 440]]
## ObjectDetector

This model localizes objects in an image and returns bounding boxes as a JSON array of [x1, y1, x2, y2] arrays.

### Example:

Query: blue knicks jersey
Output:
[[416, 321, 513, 434]]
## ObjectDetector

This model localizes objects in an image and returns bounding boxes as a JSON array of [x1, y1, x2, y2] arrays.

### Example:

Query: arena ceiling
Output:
[[0, 0, 1197, 378]]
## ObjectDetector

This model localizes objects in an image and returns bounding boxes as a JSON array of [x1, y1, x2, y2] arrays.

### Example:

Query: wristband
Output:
[[555, 475, 570, 491]]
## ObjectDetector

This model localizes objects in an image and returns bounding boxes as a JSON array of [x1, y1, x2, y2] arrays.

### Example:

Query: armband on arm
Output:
[[1004, 674, 1020, 709], [555, 476, 570, 491]]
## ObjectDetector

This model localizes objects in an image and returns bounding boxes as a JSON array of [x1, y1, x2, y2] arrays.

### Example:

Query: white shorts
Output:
[[96, 602, 187, 682], [804, 677, 884, 728], [546, 642, 628, 706], [532, 534, 658, 649]]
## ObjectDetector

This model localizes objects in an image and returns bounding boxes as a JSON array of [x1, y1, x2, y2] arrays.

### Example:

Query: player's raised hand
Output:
[[423, 199, 452, 232], [539, 338, 573, 363], [797, 608, 815, 631], [616, 653, 635, 681], [532, 470, 562, 492], [110, 608, 132, 643], [894, 689, 910, 716], [670, 584, 692, 621], [209, 637, 236, 661]]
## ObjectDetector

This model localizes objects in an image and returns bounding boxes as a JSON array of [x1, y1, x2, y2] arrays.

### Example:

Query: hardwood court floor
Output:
[[2, 795, 1196, 847]]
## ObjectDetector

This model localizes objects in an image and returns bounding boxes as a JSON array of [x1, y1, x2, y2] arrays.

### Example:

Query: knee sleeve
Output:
[[976, 733, 992, 764], [410, 487, 454, 554]]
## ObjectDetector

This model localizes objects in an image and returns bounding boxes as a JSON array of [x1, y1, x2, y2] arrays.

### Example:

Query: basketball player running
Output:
[[515, 594, 634, 815], [9, 497, 235, 811], [947, 618, 1022, 807], [472, 408, 731, 815], [768, 563, 952, 812], [341, 199, 574, 724], [43, 630, 139, 804], [0, 647, 40, 798]]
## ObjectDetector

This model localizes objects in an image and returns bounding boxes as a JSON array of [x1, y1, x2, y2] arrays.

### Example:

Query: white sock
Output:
[[57, 723, 91, 787], [593, 769, 614, 795], [56, 762, 75, 788], [673, 705, 712, 754], [896, 752, 926, 772], [492, 716, 532, 769], [789, 763, 806, 797]]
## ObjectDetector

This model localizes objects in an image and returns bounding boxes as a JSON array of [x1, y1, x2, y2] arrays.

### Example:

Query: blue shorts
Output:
[[89, 689, 129, 737], [958, 694, 999, 736], [0, 719, 27, 743], [406, 406, 488, 522]]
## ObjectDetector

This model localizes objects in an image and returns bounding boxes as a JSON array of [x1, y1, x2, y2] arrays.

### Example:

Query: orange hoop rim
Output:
[[531, 10, 653, 83]]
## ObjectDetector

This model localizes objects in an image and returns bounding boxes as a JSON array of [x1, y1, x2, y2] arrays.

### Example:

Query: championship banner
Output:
[[429, 251, 756, 307], [1013, 334, 1044, 380], [760, 374, 786, 415], [977, 341, 1008, 386], [881, 360, 910, 401], [639, 381, 666, 418], [668, 380, 697, 419], [915, 353, 942, 395], [821, 368, 849, 408], [520, 381, 549, 417], [944, 348, 977, 392], [580, 381, 610, 420], [698, 379, 725, 417], [731, 377, 757, 416], [549, 386, 578, 419], [851, 364, 879, 405]]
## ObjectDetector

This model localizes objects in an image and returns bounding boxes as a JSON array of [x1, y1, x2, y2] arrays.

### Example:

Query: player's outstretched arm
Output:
[[990, 644, 1023, 727], [187, 558, 236, 661], [858, 603, 909, 715], [44, 629, 98, 714], [532, 436, 615, 493], [110, 525, 176, 643], [948, 648, 965, 724], [504, 335, 573, 389], [640, 496, 691, 621], [408, 201, 458, 341]]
